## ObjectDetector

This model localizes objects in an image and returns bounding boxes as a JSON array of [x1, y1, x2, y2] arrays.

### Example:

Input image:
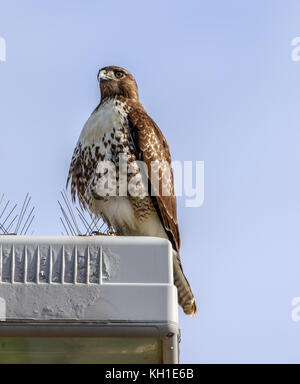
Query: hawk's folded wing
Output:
[[128, 107, 181, 252]]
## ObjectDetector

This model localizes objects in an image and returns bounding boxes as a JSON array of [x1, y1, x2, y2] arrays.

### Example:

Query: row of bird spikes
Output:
[[0, 191, 109, 236]]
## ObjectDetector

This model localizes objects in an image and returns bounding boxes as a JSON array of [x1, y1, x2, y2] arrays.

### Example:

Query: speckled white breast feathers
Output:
[[78, 98, 129, 148], [68, 97, 155, 234]]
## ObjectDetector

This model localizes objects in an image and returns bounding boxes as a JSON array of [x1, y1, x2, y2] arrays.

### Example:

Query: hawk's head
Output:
[[98, 66, 139, 102]]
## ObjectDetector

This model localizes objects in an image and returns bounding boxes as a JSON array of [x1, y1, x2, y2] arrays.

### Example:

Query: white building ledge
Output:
[[0, 236, 179, 364]]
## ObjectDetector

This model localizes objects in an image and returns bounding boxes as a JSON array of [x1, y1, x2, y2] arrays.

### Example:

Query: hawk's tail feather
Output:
[[173, 252, 197, 316]]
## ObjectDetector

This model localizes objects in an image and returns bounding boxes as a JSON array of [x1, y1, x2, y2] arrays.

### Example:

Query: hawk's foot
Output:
[[91, 231, 117, 236]]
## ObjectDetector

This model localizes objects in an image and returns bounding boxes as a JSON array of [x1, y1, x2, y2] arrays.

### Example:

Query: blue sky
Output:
[[1, 0, 300, 363]]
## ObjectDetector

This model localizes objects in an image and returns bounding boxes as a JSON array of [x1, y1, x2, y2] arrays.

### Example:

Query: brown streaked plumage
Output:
[[67, 65, 197, 316]]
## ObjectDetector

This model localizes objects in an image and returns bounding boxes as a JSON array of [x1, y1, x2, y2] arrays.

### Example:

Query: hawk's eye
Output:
[[115, 71, 124, 79]]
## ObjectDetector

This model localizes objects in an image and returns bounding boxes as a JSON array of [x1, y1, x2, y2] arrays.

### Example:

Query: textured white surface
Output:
[[0, 236, 178, 323]]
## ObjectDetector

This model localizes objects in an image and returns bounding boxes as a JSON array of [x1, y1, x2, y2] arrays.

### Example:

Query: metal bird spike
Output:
[[58, 190, 109, 236], [0, 193, 35, 235]]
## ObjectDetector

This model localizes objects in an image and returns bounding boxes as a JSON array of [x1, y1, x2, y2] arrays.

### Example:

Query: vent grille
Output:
[[0, 244, 103, 285]]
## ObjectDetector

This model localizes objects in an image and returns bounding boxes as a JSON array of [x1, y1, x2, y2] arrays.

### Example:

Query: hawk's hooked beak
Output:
[[98, 69, 109, 82]]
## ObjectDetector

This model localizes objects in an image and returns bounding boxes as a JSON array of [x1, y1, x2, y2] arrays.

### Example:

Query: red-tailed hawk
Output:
[[67, 66, 196, 316]]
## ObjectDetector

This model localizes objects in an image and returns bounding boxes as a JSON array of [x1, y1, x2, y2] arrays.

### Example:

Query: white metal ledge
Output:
[[0, 236, 179, 364]]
